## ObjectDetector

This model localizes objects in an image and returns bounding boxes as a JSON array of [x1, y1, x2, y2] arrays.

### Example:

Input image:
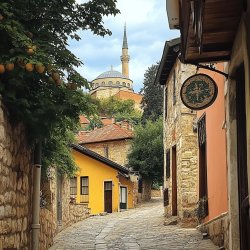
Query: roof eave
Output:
[[71, 144, 130, 174], [155, 38, 181, 86], [78, 136, 133, 145], [178, 0, 243, 63]]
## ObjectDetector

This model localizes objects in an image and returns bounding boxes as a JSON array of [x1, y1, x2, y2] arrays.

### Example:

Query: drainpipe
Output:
[[31, 142, 42, 250]]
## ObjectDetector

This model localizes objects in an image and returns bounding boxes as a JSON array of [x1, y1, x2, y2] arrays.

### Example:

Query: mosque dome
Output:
[[95, 69, 129, 80]]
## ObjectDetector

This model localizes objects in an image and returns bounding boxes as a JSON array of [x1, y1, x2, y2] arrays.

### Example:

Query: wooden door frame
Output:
[[172, 145, 177, 216], [236, 63, 250, 250], [104, 180, 113, 213], [120, 185, 128, 209]]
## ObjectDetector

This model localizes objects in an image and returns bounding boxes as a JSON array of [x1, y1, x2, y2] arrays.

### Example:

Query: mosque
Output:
[[89, 26, 142, 111]]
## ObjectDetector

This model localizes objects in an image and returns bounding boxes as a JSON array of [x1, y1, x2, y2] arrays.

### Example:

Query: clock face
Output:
[[180, 74, 218, 110]]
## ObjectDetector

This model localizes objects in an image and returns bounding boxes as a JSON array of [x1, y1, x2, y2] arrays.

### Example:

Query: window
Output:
[[80, 176, 89, 203], [166, 150, 170, 178], [116, 81, 120, 85], [104, 181, 112, 191], [173, 70, 176, 105], [70, 177, 77, 196], [101, 81, 105, 86], [197, 114, 208, 217], [198, 115, 207, 199], [122, 82, 126, 86], [108, 81, 113, 85]]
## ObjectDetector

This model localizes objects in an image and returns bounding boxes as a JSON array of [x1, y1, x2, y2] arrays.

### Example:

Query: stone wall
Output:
[[90, 87, 122, 99], [0, 100, 90, 250], [0, 100, 32, 249], [163, 62, 198, 223], [151, 188, 162, 198], [141, 179, 152, 201], [39, 208, 56, 250], [84, 139, 132, 166], [61, 175, 90, 229], [39, 171, 90, 242], [198, 213, 229, 249]]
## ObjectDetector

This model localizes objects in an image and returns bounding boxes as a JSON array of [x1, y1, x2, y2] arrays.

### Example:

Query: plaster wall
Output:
[[226, 12, 250, 250], [197, 64, 228, 222], [72, 150, 134, 214]]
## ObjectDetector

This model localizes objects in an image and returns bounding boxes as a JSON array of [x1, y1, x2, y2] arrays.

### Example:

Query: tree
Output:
[[0, 0, 120, 175], [127, 118, 163, 183], [95, 96, 142, 125], [140, 63, 163, 122]]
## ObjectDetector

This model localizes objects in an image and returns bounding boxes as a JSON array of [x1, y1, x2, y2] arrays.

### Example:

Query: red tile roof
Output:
[[79, 115, 90, 124], [114, 90, 142, 104], [101, 117, 115, 126], [77, 124, 133, 144]]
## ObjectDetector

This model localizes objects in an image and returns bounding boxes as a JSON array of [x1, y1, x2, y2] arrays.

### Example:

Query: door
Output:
[[236, 64, 250, 250], [172, 146, 177, 216], [104, 181, 112, 213], [120, 186, 127, 209], [57, 173, 62, 225]]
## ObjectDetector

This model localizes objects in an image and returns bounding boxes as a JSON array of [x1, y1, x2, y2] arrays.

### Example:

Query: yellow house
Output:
[[71, 144, 136, 215]]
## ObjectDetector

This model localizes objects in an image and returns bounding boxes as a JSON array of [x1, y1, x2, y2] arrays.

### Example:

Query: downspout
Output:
[[31, 142, 42, 250]]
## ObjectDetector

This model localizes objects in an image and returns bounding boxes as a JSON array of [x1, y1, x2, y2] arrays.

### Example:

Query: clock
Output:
[[180, 73, 218, 110]]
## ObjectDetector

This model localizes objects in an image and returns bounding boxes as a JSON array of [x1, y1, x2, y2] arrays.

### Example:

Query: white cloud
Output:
[[69, 0, 180, 93]]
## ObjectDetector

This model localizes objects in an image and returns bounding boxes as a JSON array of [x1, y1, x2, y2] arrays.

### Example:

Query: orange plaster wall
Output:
[[197, 63, 228, 222]]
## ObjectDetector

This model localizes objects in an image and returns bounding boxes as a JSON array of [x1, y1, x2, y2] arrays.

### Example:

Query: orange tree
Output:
[[0, 0, 120, 175]]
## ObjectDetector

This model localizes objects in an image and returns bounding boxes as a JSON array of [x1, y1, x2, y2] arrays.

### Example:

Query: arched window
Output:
[[116, 81, 120, 86], [101, 81, 105, 86], [122, 82, 126, 86], [108, 81, 113, 85], [127, 83, 130, 87]]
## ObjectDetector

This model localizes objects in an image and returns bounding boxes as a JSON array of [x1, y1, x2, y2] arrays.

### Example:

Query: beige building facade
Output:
[[77, 123, 133, 167], [156, 40, 198, 223]]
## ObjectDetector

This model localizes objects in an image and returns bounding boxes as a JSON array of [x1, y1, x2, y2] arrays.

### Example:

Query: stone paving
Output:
[[49, 198, 219, 250]]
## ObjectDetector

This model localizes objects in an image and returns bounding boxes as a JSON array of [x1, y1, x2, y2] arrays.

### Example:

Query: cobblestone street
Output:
[[49, 198, 219, 250]]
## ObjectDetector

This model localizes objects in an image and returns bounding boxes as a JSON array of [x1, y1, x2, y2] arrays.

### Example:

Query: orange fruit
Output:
[[5, 63, 14, 71], [25, 63, 34, 72], [52, 72, 60, 81], [0, 64, 5, 74], [35, 63, 45, 73], [55, 79, 63, 86], [26, 48, 35, 55]]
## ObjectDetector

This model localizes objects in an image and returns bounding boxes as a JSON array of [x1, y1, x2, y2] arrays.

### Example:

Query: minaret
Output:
[[120, 24, 130, 78]]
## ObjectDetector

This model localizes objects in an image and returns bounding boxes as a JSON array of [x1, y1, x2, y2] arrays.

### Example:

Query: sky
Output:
[[69, 0, 179, 93]]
